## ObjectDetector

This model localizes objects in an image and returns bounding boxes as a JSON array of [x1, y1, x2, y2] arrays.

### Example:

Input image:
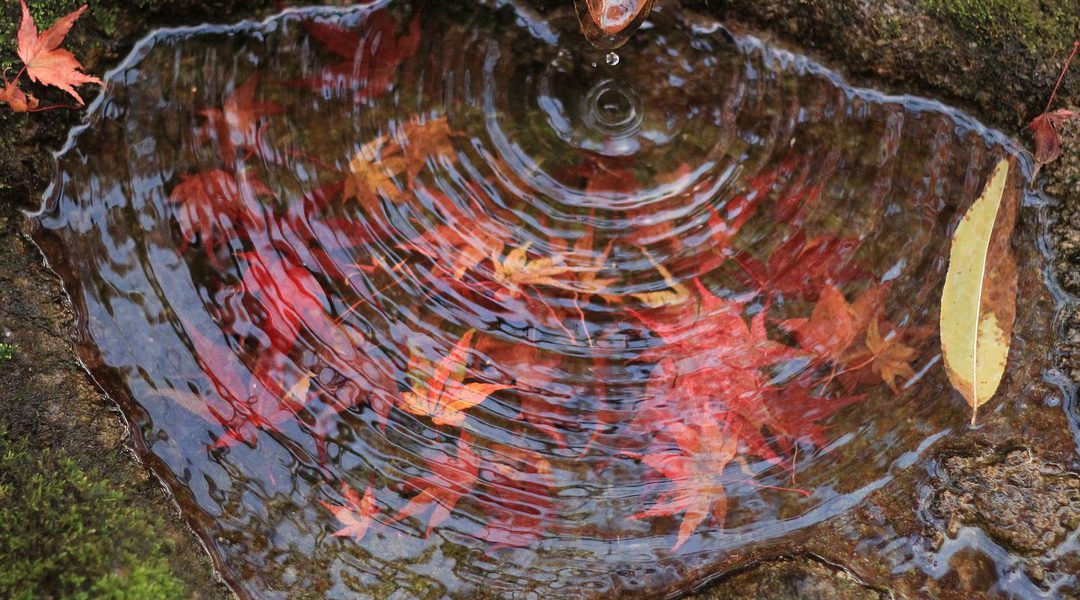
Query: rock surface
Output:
[[928, 448, 1080, 556], [692, 558, 887, 600]]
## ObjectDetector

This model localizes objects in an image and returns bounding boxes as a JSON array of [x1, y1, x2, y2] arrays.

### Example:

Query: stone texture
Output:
[[690, 557, 887, 600], [927, 448, 1080, 555]]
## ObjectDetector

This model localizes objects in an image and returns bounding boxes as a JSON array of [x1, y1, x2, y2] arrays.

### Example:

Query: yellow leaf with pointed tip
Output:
[[940, 157, 1019, 424], [630, 248, 689, 308]]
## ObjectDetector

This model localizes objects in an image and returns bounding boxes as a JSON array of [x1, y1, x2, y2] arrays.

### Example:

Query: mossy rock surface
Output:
[[0, 425, 188, 600], [920, 0, 1080, 50]]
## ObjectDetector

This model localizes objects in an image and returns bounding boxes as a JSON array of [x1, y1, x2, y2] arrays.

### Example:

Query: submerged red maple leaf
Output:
[[628, 280, 806, 465], [168, 169, 273, 253], [322, 482, 382, 541], [230, 250, 334, 353], [176, 322, 311, 448], [735, 232, 864, 299], [780, 284, 884, 363], [839, 318, 932, 394], [393, 436, 480, 537], [198, 77, 282, 165], [626, 416, 742, 551], [303, 9, 421, 103]]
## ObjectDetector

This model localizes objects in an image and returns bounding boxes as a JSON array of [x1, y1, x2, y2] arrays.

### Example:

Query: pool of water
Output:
[[33, 0, 1046, 597]]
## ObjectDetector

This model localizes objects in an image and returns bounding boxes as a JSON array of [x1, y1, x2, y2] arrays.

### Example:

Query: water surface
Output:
[[35, 1, 1042, 597]]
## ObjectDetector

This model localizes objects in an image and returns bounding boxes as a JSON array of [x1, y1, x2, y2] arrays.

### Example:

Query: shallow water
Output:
[[34, 1, 1045, 597]]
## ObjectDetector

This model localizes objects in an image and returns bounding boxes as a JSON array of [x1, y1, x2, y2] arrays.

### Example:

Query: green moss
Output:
[[921, 0, 1080, 50], [0, 425, 189, 600], [0, 344, 14, 361]]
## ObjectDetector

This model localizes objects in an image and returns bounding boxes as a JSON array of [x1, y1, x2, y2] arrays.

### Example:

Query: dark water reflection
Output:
[[35, 1, 1042, 597]]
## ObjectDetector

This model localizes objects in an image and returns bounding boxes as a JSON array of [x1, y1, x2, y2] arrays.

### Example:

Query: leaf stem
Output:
[[27, 103, 82, 113], [1044, 41, 1080, 114]]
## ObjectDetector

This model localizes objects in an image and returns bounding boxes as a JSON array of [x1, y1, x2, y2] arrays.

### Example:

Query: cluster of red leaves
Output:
[[1, 1, 102, 113], [619, 234, 933, 547], [162, 9, 932, 552], [162, 7, 428, 448]]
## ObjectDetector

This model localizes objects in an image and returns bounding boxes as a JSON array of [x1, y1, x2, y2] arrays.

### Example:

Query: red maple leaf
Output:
[[212, 247, 395, 440], [735, 232, 864, 299], [303, 9, 421, 103], [1029, 108, 1078, 178], [397, 190, 509, 282], [781, 284, 885, 363], [16, 0, 102, 104], [1028, 41, 1080, 178], [168, 169, 272, 252], [634, 279, 800, 370], [321, 482, 381, 541], [628, 412, 811, 551], [230, 250, 333, 353], [629, 280, 804, 464], [627, 416, 742, 551], [179, 323, 311, 448], [343, 118, 458, 211], [0, 76, 37, 112], [765, 374, 864, 449], [198, 77, 282, 165], [839, 318, 933, 394], [393, 436, 480, 537]]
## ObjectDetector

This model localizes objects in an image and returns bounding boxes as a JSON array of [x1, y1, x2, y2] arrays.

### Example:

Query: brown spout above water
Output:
[[574, 0, 656, 49]]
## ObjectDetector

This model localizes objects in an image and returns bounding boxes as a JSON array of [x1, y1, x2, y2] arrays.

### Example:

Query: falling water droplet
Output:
[[605, 52, 620, 66]]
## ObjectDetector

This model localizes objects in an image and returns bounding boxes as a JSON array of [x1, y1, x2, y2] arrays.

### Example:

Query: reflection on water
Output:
[[35, 1, 1038, 597]]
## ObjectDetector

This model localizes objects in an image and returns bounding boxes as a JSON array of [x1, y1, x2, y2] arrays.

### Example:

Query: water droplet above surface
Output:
[[32, 1, 1050, 598], [605, 51, 620, 66]]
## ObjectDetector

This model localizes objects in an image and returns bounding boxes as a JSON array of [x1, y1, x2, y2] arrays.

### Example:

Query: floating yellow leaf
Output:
[[940, 157, 1020, 424]]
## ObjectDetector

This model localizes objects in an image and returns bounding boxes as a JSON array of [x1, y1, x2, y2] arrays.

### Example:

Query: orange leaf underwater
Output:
[[399, 330, 511, 427]]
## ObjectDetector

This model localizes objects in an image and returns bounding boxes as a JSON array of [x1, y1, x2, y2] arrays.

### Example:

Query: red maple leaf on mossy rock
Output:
[[15, 0, 102, 105]]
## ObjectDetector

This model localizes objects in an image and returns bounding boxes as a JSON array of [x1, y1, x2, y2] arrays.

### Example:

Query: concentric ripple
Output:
[[34, 1, 1035, 598]]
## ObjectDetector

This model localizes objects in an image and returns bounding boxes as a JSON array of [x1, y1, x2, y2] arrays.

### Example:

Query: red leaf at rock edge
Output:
[[17, 0, 102, 104]]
